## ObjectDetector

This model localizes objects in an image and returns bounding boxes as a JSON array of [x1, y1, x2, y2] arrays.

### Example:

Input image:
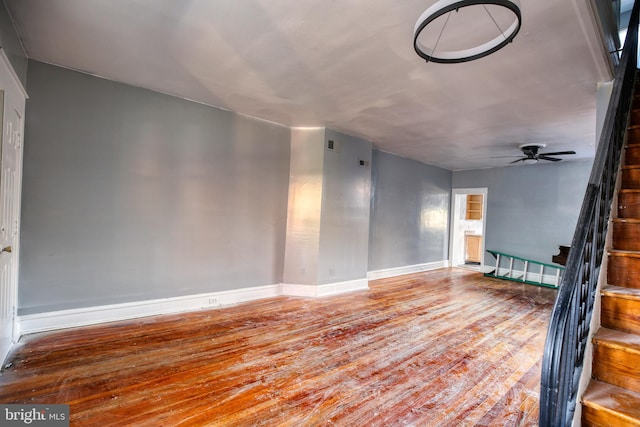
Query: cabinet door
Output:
[[465, 236, 482, 262]]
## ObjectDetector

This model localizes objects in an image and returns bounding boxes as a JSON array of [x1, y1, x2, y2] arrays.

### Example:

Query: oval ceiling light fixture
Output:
[[413, 0, 521, 63]]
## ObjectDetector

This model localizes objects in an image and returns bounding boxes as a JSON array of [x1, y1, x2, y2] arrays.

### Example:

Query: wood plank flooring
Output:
[[0, 269, 557, 426]]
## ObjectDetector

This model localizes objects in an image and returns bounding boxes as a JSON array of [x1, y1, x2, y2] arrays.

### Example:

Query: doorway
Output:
[[450, 188, 488, 272], [0, 51, 26, 365]]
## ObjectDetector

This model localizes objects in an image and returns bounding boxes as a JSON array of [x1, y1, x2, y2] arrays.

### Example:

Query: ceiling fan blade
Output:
[[539, 155, 562, 162], [539, 151, 576, 156], [491, 155, 525, 158], [510, 158, 526, 164]]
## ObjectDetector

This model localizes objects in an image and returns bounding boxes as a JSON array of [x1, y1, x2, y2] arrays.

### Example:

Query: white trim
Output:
[[0, 47, 26, 366], [571, 0, 615, 82], [282, 278, 369, 297], [18, 284, 281, 335], [0, 48, 28, 99], [17, 277, 375, 335], [450, 188, 488, 271], [367, 260, 449, 280]]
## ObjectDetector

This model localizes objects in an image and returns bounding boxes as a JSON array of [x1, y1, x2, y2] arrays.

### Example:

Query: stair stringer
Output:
[[574, 130, 627, 426]]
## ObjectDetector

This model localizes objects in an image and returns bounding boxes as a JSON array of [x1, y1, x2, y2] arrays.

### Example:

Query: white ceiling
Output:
[[5, 0, 615, 170]]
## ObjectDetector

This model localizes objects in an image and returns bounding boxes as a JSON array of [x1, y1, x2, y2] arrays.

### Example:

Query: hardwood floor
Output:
[[0, 269, 557, 426]]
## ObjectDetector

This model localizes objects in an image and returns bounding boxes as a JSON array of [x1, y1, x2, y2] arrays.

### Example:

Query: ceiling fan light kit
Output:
[[413, 0, 522, 63]]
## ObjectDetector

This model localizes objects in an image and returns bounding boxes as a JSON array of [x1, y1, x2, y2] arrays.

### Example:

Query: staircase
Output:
[[581, 89, 640, 426]]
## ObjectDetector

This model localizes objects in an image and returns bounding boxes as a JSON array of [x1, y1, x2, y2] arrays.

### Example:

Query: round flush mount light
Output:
[[413, 0, 521, 63]]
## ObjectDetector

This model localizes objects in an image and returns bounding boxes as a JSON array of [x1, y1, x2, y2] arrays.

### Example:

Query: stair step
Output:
[[626, 145, 640, 166], [608, 250, 640, 289], [618, 190, 640, 218], [602, 286, 640, 334], [622, 166, 640, 189], [627, 126, 640, 145], [603, 284, 640, 299], [612, 219, 640, 251], [629, 111, 640, 128], [592, 328, 640, 394], [582, 380, 640, 427]]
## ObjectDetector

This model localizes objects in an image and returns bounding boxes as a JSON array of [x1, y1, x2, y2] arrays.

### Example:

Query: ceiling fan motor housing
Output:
[[522, 147, 538, 157], [520, 143, 545, 158]]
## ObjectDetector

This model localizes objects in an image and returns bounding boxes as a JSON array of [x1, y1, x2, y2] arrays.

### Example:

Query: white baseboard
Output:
[[19, 284, 281, 335], [19, 263, 453, 336], [282, 278, 369, 297], [367, 260, 449, 280], [18, 277, 373, 335]]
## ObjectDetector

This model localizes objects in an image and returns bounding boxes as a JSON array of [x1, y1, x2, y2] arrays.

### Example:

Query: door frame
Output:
[[0, 47, 27, 364], [449, 187, 488, 271]]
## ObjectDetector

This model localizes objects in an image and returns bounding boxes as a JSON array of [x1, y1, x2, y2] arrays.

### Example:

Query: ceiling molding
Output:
[[571, 0, 616, 83]]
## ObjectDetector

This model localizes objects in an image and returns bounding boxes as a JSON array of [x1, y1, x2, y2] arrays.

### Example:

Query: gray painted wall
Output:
[[368, 151, 452, 271], [318, 129, 372, 284], [17, 61, 594, 315], [20, 61, 291, 315], [452, 159, 593, 265], [0, 2, 27, 88]]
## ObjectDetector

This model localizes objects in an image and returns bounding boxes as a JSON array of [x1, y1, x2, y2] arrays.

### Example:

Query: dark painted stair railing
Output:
[[539, 0, 640, 425]]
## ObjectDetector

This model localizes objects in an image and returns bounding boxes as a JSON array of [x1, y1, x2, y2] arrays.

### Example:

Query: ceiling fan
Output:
[[499, 143, 576, 164]]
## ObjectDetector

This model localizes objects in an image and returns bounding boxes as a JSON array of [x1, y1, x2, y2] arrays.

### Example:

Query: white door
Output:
[[0, 52, 26, 364]]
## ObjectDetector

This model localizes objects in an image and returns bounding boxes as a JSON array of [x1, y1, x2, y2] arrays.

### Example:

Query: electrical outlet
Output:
[[209, 297, 219, 305]]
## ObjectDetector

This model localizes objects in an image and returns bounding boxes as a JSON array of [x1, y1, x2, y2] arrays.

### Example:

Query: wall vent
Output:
[[327, 140, 335, 150]]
